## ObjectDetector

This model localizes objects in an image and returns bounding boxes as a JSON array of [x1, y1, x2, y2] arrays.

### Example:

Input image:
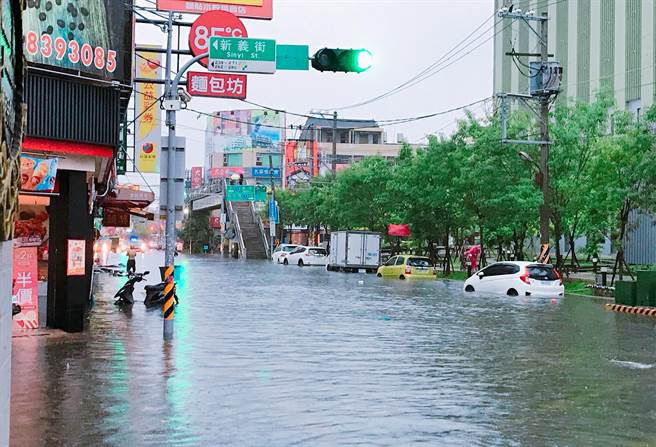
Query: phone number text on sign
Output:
[[25, 31, 117, 73]]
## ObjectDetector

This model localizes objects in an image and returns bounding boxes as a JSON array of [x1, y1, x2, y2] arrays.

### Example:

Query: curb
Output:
[[605, 303, 656, 316]]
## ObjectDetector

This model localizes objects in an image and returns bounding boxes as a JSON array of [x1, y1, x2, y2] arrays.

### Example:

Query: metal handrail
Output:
[[223, 180, 247, 259], [251, 202, 270, 259]]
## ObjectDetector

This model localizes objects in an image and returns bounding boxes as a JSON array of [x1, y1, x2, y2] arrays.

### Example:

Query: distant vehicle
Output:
[[272, 244, 301, 263], [327, 231, 381, 273], [283, 246, 328, 267], [463, 261, 564, 297], [376, 255, 437, 280]]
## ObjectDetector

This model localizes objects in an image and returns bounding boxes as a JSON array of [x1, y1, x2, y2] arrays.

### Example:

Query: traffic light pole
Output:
[[332, 111, 337, 176]]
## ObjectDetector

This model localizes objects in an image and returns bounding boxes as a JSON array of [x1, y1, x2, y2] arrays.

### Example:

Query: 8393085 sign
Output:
[[187, 72, 247, 99]]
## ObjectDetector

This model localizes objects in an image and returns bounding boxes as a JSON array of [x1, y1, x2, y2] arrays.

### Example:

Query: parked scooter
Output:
[[114, 271, 150, 306], [12, 304, 21, 318], [144, 280, 179, 309]]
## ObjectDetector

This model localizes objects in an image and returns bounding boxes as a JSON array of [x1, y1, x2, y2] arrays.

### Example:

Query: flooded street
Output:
[[10, 253, 656, 446]]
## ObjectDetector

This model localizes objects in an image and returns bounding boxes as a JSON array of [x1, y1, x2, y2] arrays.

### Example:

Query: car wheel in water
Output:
[[298, 260, 304, 267], [507, 288, 519, 297], [283, 259, 288, 265], [465, 285, 475, 292], [399, 275, 406, 280], [377, 273, 382, 278]]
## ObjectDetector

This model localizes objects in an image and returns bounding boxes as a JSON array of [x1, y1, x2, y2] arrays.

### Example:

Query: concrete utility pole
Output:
[[497, 8, 559, 260], [538, 12, 550, 247], [163, 11, 175, 341], [332, 111, 337, 176]]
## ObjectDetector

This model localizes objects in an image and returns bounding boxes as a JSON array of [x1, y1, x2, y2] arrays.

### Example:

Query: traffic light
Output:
[[311, 48, 373, 73]]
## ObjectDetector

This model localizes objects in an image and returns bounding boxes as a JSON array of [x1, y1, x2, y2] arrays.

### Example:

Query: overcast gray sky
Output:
[[125, 0, 494, 185]]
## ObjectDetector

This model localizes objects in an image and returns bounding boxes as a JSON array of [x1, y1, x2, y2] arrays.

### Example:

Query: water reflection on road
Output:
[[11, 254, 656, 446]]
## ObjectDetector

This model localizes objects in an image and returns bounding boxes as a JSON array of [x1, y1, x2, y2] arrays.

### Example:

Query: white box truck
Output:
[[328, 231, 381, 273]]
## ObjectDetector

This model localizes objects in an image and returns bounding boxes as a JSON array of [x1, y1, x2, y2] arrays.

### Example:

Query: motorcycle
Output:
[[114, 271, 150, 306], [12, 303, 21, 318], [144, 280, 179, 309]]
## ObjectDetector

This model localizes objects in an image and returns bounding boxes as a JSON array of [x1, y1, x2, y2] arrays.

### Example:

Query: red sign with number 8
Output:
[[189, 11, 248, 67]]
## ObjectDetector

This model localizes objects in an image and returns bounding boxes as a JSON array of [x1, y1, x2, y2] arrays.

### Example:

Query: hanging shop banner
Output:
[[12, 247, 39, 329], [14, 206, 49, 248], [189, 10, 248, 67], [23, 0, 135, 83], [102, 210, 131, 228], [191, 167, 204, 189], [187, 72, 247, 99], [135, 47, 162, 173], [66, 239, 86, 276], [156, 0, 273, 20], [20, 156, 58, 193]]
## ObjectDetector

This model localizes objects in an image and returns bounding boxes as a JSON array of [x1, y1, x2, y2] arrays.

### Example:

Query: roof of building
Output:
[[299, 117, 379, 139]]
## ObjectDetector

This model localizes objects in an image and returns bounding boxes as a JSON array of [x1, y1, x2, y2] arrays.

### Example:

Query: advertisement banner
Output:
[[14, 206, 49, 249], [135, 47, 162, 173], [284, 140, 318, 189], [156, 0, 273, 19], [191, 167, 203, 189], [67, 240, 86, 276], [12, 247, 39, 329], [209, 167, 245, 178], [23, 0, 134, 82], [20, 156, 58, 192]]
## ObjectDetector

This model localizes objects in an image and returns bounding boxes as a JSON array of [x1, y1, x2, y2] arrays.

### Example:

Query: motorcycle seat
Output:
[[145, 284, 165, 292]]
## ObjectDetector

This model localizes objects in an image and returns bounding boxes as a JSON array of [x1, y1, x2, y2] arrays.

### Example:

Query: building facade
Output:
[[494, 0, 655, 113]]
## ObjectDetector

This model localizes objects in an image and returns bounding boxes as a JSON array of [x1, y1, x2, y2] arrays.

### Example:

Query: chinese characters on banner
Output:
[[156, 0, 273, 20], [135, 47, 162, 173], [187, 72, 247, 99], [191, 167, 204, 189], [12, 247, 39, 329], [67, 240, 86, 276]]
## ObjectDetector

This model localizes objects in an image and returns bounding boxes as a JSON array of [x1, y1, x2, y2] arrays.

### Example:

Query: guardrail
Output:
[[251, 201, 270, 259]]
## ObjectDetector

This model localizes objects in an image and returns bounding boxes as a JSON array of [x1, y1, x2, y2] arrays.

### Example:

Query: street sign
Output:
[[251, 167, 281, 178], [189, 11, 248, 67], [187, 72, 247, 99], [208, 37, 276, 74], [276, 45, 309, 71], [156, 0, 273, 20], [269, 199, 279, 224], [226, 185, 267, 202]]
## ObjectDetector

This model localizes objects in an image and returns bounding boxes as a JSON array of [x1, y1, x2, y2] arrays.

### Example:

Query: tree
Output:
[[178, 210, 216, 253]]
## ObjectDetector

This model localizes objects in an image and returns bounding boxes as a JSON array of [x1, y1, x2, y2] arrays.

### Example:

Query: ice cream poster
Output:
[[20, 156, 59, 193]]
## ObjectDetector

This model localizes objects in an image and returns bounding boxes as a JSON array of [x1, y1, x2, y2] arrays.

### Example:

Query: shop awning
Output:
[[102, 187, 155, 210]]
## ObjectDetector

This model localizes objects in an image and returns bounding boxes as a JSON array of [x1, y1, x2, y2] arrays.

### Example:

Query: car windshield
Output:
[[283, 246, 298, 252], [290, 247, 306, 255], [408, 257, 433, 268], [528, 265, 559, 280]]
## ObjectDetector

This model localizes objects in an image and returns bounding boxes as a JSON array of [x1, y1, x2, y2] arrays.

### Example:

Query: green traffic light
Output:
[[356, 50, 373, 71]]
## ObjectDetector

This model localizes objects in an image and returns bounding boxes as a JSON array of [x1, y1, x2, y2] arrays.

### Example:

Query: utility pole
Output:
[[538, 12, 550, 248], [497, 8, 561, 262], [332, 111, 337, 176], [163, 11, 176, 341]]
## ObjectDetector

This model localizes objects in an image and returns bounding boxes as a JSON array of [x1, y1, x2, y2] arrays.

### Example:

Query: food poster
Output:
[[67, 240, 86, 276], [12, 247, 39, 329], [14, 205, 49, 281], [20, 156, 58, 192]]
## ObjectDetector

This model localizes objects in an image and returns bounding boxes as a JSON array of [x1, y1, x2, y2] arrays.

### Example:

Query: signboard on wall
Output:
[[23, 0, 134, 82], [191, 167, 203, 189], [284, 140, 318, 189], [20, 156, 58, 192], [156, 0, 273, 20], [12, 247, 39, 329], [209, 167, 245, 178], [135, 47, 162, 173], [67, 239, 86, 276]]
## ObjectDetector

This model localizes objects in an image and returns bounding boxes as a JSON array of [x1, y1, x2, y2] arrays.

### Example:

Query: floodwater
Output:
[[10, 253, 656, 446]]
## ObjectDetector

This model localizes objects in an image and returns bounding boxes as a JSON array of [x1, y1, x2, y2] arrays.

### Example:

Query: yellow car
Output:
[[376, 255, 437, 280]]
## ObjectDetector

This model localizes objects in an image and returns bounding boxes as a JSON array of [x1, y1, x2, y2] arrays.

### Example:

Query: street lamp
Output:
[[183, 207, 190, 216]]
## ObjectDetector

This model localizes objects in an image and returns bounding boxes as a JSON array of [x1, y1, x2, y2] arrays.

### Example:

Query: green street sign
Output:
[[209, 37, 276, 74], [276, 45, 309, 71], [226, 185, 268, 202]]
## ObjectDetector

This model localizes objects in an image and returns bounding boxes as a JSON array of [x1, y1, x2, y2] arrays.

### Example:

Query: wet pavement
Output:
[[10, 252, 656, 446]]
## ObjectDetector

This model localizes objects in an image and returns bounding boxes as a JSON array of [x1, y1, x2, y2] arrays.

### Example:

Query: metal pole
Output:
[[163, 11, 175, 341], [332, 111, 337, 176], [539, 12, 550, 248], [269, 153, 276, 246]]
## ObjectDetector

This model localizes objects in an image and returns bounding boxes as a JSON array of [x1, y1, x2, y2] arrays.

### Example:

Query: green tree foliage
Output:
[[178, 210, 217, 253]]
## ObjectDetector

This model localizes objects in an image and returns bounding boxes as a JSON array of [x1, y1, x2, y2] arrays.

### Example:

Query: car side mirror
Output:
[[477, 271, 485, 278], [144, 271, 150, 275]]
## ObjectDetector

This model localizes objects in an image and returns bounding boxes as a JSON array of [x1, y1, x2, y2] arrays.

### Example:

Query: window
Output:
[[290, 247, 305, 255], [223, 154, 229, 167], [226, 154, 242, 167], [395, 257, 406, 266], [408, 257, 433, 268], [372, 133, 380, 144], [384, 256, 397, 266], [256, 155, 263, 167], [482, 263, 519, 277], [309, 248, 327, 256], [283, 245, 299, 253], [340, 131, 348, 143], [528, 265, 559, 280]]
